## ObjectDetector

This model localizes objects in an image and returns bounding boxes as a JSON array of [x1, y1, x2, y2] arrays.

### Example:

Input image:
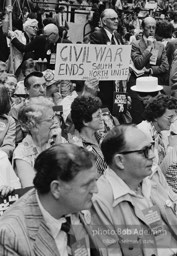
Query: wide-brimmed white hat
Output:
[[131, 77, 163, 92]]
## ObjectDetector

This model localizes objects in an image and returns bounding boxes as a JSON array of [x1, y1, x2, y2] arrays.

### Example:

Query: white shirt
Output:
[[104, 28, 119, 45], [36, 192, 68, 256]]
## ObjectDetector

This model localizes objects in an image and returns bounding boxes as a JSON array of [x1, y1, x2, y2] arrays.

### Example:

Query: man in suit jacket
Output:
[[8, 24, 71, 70], [128, 16, 169, 124], [89, 9, 123, 114], [130, 16, 169, 87], [0, 144, 105, 256]]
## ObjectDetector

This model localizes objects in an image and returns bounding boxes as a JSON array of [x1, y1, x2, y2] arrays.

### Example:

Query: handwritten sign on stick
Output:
[[54, 44, 131, 81]]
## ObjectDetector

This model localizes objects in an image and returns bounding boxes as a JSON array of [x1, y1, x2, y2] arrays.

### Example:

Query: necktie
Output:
[[61, 216, 76, 256], [111, 34, 116, 45], [61, 216, 71, 233]]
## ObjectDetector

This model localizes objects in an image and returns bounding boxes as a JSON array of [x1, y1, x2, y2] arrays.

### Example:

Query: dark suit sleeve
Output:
[[131, 41, 152, 70], [89, 31, 102, 44], [151, 45, 169, 75], [11, 36, 45, 53], [166, 41, 177, 67]]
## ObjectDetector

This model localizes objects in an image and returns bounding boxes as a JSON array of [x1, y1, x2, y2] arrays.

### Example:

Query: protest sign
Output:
[[54, 44, 131, 81]]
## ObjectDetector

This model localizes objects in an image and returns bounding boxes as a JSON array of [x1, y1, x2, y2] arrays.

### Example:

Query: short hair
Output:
[[43, 23, 58, 36], [0, 86, 11, 115], [171, 89, 177, 97], [18, 96, 54, 132], [156, 20, 174, 39], [101, 124, 134, 165], [24, 71, 43, 90], [71, 95, 102, 132], [21, 58, 36, 76], [144, 94, 177, 122], [100, 8, 116, 20], [142, 17, 156, 30], [33, 144, 96, 194]]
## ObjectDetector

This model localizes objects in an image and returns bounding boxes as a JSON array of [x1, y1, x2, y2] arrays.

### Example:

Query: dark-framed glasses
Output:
[[106, 17, 118, 21], [29, 26, 38, 30], [119, 143, 154, 159]]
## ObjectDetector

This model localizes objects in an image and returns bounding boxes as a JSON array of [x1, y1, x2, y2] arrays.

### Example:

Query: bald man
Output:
[[89, 8, 124, 114], [128, 16, 169, 123], [129, 16, 169, 88], [9, 23, 71, 69]]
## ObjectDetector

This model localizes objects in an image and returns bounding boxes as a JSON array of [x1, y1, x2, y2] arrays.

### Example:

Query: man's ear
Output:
[[102, 17, 106, 26], [113, 154, 124, 170], [50, 180, 61, 199]]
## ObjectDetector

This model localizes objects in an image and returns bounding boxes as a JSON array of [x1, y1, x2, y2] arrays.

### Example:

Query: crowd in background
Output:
[[2, 0, 177, 255]]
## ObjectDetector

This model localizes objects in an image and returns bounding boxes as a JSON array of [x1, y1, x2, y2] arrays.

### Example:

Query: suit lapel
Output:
[[33, 221, 60, 256], [101, 28, 111, 44], [114, 32, 122, 45], [25, 190, 60, 256], [139, 38, 147, 54]]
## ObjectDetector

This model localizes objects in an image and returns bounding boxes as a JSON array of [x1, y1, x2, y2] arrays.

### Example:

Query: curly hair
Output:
[[144, 94, 177, 122], [156, 20, 174, 39], [18, 96, 54, 132], [71, 95, 102, 132]]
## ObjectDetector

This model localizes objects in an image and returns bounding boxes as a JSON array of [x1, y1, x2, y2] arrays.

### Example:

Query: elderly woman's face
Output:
[[156, 108, 176, 131], [38, 108, 55, 140], [26, 24, 38, 37]]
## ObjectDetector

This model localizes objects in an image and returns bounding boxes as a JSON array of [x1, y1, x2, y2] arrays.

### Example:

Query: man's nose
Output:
[[149, 148, 155, 160], [40, 85, 46, 91]]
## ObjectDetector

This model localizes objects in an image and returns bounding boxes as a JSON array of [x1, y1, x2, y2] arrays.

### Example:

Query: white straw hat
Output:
[[131, 77, 163, 92]]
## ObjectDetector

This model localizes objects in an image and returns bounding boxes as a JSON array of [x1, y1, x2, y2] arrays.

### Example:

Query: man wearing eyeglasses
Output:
[[129, 16, 169, 91], [91, 124, 177, 256], [8, 23, 71, 70], [89, 8, 123, 115]]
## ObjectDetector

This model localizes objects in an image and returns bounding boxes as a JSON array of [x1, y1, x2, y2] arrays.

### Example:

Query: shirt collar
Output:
[[105, 167, 152, 206], [36, 191, 66, 239], [104, 28, 114, 41]]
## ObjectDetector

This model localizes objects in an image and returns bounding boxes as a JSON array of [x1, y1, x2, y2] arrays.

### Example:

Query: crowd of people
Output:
[[2, 0, 177, 255]]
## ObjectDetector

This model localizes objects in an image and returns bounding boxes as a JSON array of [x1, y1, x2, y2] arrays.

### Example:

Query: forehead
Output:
[[69, 165, 97, 186], [7, 76, 17, 82], [125, 127, 151, 149], [163, 108, 176, 116], [104, 10, 118, 18], [92, 108, 101, 116], [28, 76, 45, 87], [144, 18, 156, 27]]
